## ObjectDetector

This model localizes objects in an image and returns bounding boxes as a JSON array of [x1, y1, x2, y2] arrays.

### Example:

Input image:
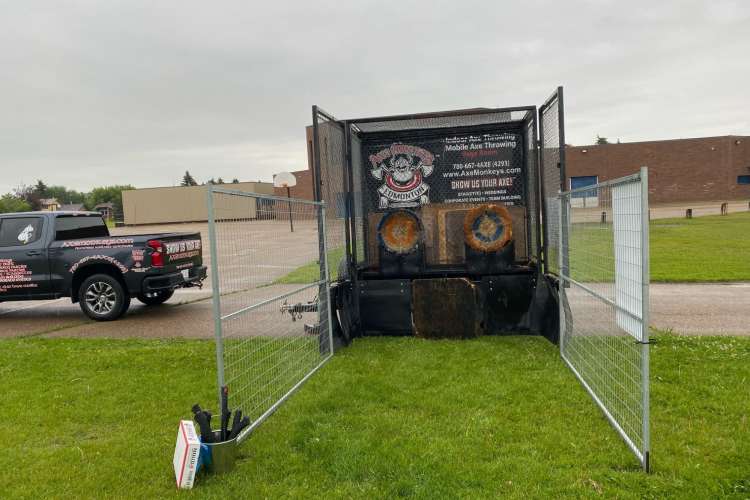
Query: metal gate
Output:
[[558, 168, 650, 471], [539, 87, 566, 276], [207, 185, 334, 443]]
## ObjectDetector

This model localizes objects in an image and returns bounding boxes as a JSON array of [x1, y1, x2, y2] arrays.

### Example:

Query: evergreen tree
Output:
[[34, 179, 49, 198], [181, 171, 198, 186]]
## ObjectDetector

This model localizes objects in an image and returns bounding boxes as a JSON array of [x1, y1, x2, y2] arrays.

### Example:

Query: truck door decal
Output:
[[69, 255, 129, 274], [17, 225, 35, 245], [0, 259, 38, 293]]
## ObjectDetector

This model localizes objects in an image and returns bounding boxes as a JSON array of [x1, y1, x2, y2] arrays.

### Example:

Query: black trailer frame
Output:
[[313, 87, 566, 342]]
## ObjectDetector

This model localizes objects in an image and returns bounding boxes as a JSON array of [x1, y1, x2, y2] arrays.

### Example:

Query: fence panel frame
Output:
[[558, 167, 650, 471], [539, 86, 566, 276], [206, 184, 334, 444]]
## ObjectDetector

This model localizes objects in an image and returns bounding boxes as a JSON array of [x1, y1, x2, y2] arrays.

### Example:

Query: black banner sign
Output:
[[363, 130, 524, 211]]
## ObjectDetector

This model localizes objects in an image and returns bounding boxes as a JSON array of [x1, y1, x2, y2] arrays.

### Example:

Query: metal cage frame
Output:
[[313, 103, 554, 280]]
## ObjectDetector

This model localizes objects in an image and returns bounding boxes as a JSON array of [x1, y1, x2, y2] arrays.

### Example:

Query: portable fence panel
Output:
[[559, 169, 650, 471], [208, 187, 333, 443]]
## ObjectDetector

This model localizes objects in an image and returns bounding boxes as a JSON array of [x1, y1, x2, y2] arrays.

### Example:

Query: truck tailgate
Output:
[[160, 233, 203, 271]]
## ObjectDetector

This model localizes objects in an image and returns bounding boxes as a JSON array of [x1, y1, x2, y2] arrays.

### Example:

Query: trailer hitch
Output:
[[279, 297, 318, 321]]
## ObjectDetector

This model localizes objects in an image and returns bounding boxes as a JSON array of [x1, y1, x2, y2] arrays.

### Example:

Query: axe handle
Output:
[[193, 411, 213, 443], [228, 410, 243, 440], [220, 386, 230, 441]]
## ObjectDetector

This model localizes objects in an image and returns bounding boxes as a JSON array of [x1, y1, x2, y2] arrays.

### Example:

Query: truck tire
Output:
[[136, 289, 174, 306], [79, 274, 129, 321]]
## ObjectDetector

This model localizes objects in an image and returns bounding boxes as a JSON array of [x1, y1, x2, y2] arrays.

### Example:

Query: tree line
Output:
[[0, 173, 247, 215], [180, 171, 239, 186], [0, 180, 134, 216]]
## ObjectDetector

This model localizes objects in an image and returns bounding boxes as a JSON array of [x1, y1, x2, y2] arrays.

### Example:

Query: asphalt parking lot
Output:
[[1, 219, 748, 339], [0, 219, 329, 339], [2, 281, 748, 339]]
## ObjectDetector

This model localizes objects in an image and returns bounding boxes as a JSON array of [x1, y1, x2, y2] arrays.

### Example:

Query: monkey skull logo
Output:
[[369, 144, 435, 208]]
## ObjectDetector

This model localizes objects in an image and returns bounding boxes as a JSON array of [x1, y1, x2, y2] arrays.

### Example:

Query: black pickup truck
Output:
[[0, 211, 207, 320]]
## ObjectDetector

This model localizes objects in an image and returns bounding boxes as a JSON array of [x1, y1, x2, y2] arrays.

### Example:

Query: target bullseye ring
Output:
[[378, 210, 422, 255], [463, 204, 513, 252]]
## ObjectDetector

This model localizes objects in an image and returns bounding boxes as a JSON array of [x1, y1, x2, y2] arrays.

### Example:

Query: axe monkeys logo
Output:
[[17, 225, 35, 245], [369, 144, 434, 208]]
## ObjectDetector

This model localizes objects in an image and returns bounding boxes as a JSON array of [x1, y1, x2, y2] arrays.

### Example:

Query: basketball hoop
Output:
[[273, 172, 297, 189]]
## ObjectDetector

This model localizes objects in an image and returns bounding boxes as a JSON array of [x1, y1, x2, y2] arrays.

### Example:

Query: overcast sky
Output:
[[1, 0, 748, 194]]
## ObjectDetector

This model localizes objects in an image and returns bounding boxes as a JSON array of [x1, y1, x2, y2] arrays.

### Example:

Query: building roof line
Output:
[[568, 134, 748, 149], [121, 181, 272, 192]]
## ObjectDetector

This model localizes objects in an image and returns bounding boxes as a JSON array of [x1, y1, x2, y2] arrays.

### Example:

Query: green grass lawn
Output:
[[277, 213, 750, 284], [273, 247, 344, 284], [1, 333, 748, 498], [649, 212, 750, 282], [565, 211, 750, 283]]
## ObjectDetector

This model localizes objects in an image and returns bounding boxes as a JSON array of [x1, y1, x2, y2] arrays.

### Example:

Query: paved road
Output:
[[0, 217, 330, 339], [0, 283, 320, 339], [0, 288, 213, 338], [1, 283, 747, 339], [649, 282, 750, 336]]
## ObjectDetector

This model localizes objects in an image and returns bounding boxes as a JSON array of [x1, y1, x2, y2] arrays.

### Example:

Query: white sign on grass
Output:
[[173, 420, 201, 489]]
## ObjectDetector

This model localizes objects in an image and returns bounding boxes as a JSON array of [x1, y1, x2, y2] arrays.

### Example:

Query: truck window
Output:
[[55, 215, 109, 240], [0, 217, 44, 247]]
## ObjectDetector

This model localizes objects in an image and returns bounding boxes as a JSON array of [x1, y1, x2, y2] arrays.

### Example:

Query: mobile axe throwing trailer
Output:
[[207, 87, 651, 473], [316, 89, 566, 342]]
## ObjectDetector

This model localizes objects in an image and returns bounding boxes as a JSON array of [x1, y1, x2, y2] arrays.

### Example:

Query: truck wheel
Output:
[[136, 290, 174, 306], [79, 274, 128, 321]]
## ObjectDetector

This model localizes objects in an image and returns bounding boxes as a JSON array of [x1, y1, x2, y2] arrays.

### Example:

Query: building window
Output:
[[570, 175, 599, 198], [569, 175, 599, 207], [738, 175, 750, 185]]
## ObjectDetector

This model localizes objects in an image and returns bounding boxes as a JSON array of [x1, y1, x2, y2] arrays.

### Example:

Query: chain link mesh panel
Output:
[[313, 110, 348, 279], [207, 187, 333, 443], [540, 89, 565, 275], [525, 112, 540, 261], [350, 128, 366, 266], [352, 110, 526, 133], [559, 170, 650, 471]]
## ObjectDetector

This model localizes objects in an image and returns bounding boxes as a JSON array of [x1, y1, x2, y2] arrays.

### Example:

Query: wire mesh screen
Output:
[[524, 112, 540, 261], [540, 89, 565, 275], [313, 110, 347, 279], [207, 187, 333, 443], [349, 109, 536, 269], [558, 169, 650, 471], [350, 128, 366, 266], [352, 109, 528, 133]]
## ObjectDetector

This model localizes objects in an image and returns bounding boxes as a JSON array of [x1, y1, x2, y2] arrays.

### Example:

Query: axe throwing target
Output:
[[463, 204, 513, 253], [378, 210, 423, 255]]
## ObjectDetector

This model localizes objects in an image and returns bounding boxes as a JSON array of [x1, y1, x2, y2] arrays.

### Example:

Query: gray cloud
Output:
[[1, 0, 748, 193]]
